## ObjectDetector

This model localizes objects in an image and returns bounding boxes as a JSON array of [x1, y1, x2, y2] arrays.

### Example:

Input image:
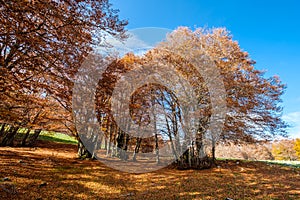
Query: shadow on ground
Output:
[[0, 141, 299, 200]]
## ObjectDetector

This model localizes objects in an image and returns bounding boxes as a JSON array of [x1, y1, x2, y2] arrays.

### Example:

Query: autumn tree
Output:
[[157, 27, 287, 165], [0, 94, 71, 146], [0, 0, 127, 148], [294, 138, 300, 160], [94, 54, 141, 159], [90, 27, 287, 169], [93, 49, 213, 168], [272, 140, 297, 161]]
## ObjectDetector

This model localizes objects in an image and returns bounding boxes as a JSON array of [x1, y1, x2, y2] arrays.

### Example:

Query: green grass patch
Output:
[[261, 160, 300, 168], [216, 158, 300, 168], [38, 131, 78, 145]]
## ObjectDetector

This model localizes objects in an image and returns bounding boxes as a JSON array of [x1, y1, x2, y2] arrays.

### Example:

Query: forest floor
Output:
[[0, 140, 300, 200]]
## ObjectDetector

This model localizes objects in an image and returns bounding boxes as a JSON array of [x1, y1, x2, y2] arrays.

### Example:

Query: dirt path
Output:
[[0, 141, 299, 200]]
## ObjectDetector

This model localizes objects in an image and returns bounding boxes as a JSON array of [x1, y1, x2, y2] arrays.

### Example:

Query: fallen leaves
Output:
[[0, 141, 299, 199]]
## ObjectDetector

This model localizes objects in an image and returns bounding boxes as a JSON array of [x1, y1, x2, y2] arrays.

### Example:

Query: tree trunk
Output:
[[122, 134, 129, 160], [155, 133, 160, 164], [106, 135, 111, 157], [116, 128, 123, 157], [91, 134, 99, 159], [153, 109, 160, 165], [0, 123, 6, 138], [106, 124, 114, 156], [1, 125, 12, 145], [104, 136, 108, 150], [21, 129, 31, 146], [166, 118, 178, 161], [212, 145, 216, 165], [28, 129, 42, 147], [117, 129, 129, 160], [6, 127, 19, 146], [133, 137, 142, 161], [188, 146, 193, 167], [1, 126, 19, 146], [78, 138, 92, 159], [196, 132, 205, 159], [99, 134, 103, 150]]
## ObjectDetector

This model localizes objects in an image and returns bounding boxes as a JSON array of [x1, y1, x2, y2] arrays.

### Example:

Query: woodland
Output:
[[0, 1, 299, 199]]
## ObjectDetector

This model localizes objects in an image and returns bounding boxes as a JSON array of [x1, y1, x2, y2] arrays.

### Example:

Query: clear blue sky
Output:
[[110, 0, 300, 138]]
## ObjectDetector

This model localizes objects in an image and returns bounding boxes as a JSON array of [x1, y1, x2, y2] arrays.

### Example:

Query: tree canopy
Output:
[[88, 27, 288, 169], [0, 1, 288, 169], [0, 0, 127, 146]]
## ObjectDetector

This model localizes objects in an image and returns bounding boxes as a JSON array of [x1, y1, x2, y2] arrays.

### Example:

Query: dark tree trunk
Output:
[[122, 133, 129, 160], [153, 111, 160, 165], [0, 123, 6, 138], [6, 127, 19, 146], [1, 126, 19, 146], [77, 138, 92, 159], [177, 132, 213, 170], [116, 129, 129, 160], [212, 145, 216, 165], [1, 125, 12, 145], [21, 129, 31, 146], [28, 129, 42, 147], [104, 136, 107, 150], [116, 128, 123, 157], [179, 149, 189, 168], [178, 148, 212, 170], [133, 137, 142, 161]]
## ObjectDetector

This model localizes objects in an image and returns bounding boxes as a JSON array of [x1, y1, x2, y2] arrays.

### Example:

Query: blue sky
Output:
[[110, 0, 300, 138]]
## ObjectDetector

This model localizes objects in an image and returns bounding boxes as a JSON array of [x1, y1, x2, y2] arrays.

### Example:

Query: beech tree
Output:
[[0, 0, 127, 147], [93, 27, 287, 169], [157, 27, 287, 165], [94, 54, 140, 159]]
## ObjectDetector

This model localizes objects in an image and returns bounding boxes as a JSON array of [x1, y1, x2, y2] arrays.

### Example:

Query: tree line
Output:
[[0, 0, 289, 169], [74, 27, 288, 168]]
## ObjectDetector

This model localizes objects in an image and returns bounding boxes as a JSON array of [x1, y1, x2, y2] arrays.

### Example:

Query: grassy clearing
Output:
[[262, 160, 300, 168], [38, 131, 77, 145], [218, 158, 300, 168]]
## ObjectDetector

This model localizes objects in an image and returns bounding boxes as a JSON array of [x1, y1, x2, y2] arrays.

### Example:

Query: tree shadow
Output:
[[0, 142, 299, 199]]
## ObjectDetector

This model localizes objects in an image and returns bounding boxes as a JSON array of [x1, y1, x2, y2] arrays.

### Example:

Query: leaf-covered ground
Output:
[[0, 141, 299, 200]]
